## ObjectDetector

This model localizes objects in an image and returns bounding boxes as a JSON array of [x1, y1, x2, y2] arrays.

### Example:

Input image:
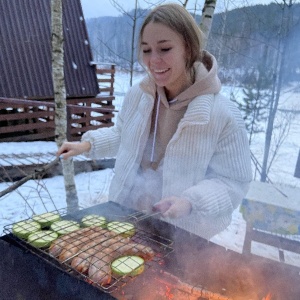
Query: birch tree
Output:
[[199, 0, 217, 48], [51, 0, 79, 212]]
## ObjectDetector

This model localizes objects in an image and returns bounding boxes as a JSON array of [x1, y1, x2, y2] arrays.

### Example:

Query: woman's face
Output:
[[141, 22, 190, 99]]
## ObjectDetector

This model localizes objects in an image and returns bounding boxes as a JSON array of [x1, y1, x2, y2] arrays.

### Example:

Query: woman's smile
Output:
[[141, 22, 191, 99]]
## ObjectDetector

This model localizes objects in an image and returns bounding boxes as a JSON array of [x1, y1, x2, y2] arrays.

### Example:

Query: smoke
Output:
[[121, 165, 164, 214]]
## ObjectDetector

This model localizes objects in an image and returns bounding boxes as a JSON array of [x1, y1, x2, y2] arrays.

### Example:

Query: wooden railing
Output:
[[96, 63, 115, 96], [0, 98, 117, 142], [0, 64, 116, 142]]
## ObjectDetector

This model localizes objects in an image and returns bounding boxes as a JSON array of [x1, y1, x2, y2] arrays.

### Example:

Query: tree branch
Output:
[[0, 157, 60, 199]]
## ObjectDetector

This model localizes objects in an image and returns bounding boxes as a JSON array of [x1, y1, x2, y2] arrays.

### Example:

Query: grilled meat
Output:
[[71, 235, 129, 273], [88, 248, 120, 285], [58, 231, 115, 263], [48, 225, 155, 286], [49, 226, 112, 257], [87, 241, 154, 285]]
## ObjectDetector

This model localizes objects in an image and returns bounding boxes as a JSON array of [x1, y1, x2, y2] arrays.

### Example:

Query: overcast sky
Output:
[[80, 0, 275, 19]]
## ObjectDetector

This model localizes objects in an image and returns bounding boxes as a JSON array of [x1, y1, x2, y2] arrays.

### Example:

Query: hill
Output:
[[85, 3, 300, 85]]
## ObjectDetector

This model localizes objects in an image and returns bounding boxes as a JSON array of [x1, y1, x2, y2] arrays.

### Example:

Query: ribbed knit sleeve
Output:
[[80, 84, 134, 159], [81, 126, 121, 159], [161, 93, 252, 239], [182, 128, 252, 216]]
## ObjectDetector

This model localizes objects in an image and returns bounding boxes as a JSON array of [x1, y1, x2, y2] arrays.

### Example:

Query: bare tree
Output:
[[260, 0, 295, 182], [109, 0, 144, 86], [199, 0, 217, 48], [51, 0, 79, 212], [215, 0, 229, 64]]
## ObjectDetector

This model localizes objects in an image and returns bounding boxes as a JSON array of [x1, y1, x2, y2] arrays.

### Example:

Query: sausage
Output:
[[50, 224, 155, 286], [49, 226, 93, 257], [88, 248, 119, 285], [113, 242, 154, 261], [71, 235, 130, 273], [58, 229, 116, 263], [71, 243, 104, 273], [49, 226, 111, 257], [87, 241, 154, 285]]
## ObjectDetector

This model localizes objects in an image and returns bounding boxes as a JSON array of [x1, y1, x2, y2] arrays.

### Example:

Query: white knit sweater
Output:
[[82, 58, 252, 240]]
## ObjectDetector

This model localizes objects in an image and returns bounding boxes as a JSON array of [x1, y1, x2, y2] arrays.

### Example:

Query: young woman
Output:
[[57, 3, 252, 240]]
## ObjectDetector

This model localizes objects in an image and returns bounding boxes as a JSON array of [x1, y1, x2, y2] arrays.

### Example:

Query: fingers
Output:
[[57, 141, 91, 159], [163, 204, 180, 218], [154, 197, 192, 219], [56, 142, 76, 160], [152, 200, 172, 214]]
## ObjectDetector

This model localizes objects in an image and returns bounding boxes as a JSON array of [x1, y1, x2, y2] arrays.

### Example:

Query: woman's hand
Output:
[[57, 141, 91, 160], [153, 196, 192, 219]]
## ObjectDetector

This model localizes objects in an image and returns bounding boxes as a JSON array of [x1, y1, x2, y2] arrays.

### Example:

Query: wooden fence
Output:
[[0, 64, 116, 142]]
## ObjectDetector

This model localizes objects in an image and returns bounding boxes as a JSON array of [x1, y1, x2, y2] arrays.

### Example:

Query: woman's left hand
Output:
[[153, 196, 192, 219]]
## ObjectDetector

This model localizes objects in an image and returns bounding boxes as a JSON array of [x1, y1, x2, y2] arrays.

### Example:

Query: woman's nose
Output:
[[150, 52, 161, 63]]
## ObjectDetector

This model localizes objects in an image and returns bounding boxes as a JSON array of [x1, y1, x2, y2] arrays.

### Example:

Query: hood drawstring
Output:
[[150, 95, 161, 162], [150, 95, 178, 163]]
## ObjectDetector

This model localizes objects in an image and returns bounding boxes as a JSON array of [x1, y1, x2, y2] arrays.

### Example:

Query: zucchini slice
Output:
[[81, 214, 106, 228], [12, 220, 41, 239], [28, 230, 59, 248], [111, 256, 145, 277], [107, 221, 135, 237], [50, 220, 80, 235], [32, 212, 61, 228]]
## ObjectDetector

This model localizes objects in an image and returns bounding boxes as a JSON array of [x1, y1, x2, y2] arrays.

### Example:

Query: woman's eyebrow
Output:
[[141, 39, 171, 45]]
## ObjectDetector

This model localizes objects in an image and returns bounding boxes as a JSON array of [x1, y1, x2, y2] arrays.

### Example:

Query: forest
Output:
[[85, 2, 300, 85], [84, 1, 300, 184]]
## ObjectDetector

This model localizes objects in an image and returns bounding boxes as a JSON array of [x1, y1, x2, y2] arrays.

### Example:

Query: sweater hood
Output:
[[139, 50, 222, 110]]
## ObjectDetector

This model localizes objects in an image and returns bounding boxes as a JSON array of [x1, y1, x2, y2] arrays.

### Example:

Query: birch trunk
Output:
[[200, 0, 217, 49], [51, 0, 79, 212]]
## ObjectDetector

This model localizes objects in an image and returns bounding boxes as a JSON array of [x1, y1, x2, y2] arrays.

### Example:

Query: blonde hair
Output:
[[138, 3, 204, 69]]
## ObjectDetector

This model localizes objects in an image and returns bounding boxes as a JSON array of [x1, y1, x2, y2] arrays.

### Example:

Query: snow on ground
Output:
[[0, 72, 300, 268]]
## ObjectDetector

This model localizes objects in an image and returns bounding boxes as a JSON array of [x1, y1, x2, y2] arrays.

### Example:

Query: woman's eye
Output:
[[161, 47, 171, 52], [143, 49, 151, 54]]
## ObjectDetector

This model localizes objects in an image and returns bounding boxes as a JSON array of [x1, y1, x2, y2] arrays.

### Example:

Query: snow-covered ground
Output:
[[0, 71, 299, 269]]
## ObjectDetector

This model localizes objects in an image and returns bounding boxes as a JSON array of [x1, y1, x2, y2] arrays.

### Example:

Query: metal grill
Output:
[[3, 209, 173, 294]]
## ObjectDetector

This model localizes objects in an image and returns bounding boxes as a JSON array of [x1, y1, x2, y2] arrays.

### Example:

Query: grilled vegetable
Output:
[[12, 220, 41, 239], [81, 215, 106, 228], [107, 221, 135, 237], [50, 220, 80, 235], [32, 212, 61, 228], [28, 230, 58, 248], [111, 256, 145, 276]]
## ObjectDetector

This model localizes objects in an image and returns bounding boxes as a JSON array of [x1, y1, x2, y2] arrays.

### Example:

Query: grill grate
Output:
[[3, 208, 173, 294]]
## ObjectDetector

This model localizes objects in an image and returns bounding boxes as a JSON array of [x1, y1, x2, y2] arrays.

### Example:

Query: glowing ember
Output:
[[165, 285, 174, 299], [263, 292, 272, 300]]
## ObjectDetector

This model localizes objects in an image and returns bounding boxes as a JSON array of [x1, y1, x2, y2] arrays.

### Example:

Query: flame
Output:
[[165, 285, 174, 299], [263, 292, 272, 300]]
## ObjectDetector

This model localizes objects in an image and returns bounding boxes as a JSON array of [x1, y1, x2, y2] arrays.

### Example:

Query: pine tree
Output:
[[232, 46, 272, 144]]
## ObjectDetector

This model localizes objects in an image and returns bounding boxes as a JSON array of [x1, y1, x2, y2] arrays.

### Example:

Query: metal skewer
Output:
[[124, 210, 162, 223]]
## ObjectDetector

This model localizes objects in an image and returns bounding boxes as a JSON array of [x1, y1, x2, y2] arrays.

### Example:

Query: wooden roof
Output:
[[0, 0, 99, 100]]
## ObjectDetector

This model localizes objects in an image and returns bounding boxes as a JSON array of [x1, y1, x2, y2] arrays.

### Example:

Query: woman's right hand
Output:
[[56, 141, 91, 160]]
